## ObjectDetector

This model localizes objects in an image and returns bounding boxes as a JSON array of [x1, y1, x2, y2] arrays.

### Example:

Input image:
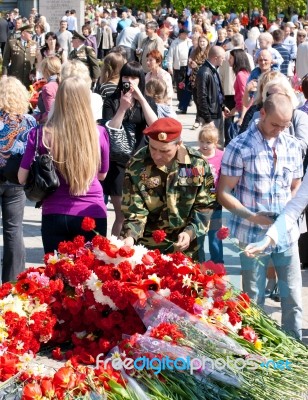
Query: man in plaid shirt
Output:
[[218, 93, 303, 339]]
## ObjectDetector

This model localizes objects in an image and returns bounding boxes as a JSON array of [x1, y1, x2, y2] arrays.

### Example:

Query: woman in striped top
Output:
[[97, 52, 126, 101]]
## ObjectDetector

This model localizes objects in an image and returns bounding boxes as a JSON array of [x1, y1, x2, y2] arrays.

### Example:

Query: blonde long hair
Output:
[[0, 76, 30, 115], [44, 76, 100, 196]]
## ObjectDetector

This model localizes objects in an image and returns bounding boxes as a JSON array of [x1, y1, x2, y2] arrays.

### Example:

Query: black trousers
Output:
[[41, 214, 107, 254], [223, 95, 236, 146], [174, 67, 187, 104]]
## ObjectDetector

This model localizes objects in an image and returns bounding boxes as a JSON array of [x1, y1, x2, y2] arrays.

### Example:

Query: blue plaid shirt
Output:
[[221, 120, 303, 252]]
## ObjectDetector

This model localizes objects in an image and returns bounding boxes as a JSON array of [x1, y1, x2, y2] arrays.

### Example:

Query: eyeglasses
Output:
[[298, 34, 306, 37]]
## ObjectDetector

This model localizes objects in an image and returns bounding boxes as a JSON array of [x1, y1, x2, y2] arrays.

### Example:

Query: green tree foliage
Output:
[[87, 0, 307, 18]]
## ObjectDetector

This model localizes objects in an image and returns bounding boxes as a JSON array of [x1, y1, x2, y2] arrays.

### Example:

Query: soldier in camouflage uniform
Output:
[[121, 117, 216, 261], [2, 25, 36, 88], [69, 31, 100, 82]]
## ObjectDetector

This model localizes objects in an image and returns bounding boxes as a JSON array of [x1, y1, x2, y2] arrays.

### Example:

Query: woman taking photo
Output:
[[102, 61, 157, 237], [19, 77, 109, 253], [145, 49, 173, 106], [0, 77, 36, 282]]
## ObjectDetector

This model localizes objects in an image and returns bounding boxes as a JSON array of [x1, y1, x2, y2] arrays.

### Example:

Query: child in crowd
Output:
[[145, 78, 176, 118], [198, 123, 224, 262]]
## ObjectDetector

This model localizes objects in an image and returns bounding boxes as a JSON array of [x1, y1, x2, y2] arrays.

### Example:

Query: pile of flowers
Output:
[[0, 220, 307, 399]]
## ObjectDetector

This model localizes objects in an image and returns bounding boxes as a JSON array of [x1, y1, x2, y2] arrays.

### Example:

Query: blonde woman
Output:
[[0, 77, 36, 282], [18, 77, 109, 253], [61, 59, 102, 121], [36, 56, 61, 123], [145, 78, 176, 118]]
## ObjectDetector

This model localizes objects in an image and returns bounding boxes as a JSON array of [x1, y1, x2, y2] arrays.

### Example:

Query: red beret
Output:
[[143, 118, 182, 142]]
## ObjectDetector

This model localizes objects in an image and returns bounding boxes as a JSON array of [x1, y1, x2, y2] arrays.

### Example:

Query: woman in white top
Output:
[[244, 27, 260, 57]]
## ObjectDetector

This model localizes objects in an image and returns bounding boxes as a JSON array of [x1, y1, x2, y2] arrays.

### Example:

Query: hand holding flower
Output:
[[244, 236, 274, 257], [173, 231, 191, 252]]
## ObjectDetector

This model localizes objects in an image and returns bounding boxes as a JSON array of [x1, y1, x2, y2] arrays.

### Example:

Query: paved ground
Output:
[[10, 96, 308, 344]]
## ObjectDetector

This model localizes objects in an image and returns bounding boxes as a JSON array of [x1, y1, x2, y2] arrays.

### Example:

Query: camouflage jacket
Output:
[[121, 144, 216, 260]]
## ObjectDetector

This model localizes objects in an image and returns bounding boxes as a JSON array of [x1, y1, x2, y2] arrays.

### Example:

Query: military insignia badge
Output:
[[158, 132, 167, 141], [146, 176, 161, 188], [140, 170, 148, 181]]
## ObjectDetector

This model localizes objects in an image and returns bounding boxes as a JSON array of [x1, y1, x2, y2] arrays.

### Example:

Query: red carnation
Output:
[[227, 309, 242, 326], [216, 226, 230, 240], [152, 230, 167, 243], [239, 326, 258, 343], [81, 217, 96, 232], [52, 347, 64, 361], [118, 245, 135, 257]]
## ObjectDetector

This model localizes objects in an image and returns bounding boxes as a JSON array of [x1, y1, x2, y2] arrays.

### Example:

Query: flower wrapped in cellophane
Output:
[[0, 222, 306, 399]]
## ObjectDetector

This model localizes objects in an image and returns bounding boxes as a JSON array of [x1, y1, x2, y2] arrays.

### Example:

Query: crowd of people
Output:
[[0, 3, 308, 340]]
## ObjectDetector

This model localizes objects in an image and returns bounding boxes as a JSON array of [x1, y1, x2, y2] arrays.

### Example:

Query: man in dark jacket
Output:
[[69, 31, 100, 82], [196, 46, 229, 147]]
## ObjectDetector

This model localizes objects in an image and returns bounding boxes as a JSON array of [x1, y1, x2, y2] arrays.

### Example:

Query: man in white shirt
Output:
[[109, 9, 120, 46], [61, 10, 70, 22], [91, 11, 102, 35], [56, 20, 72, 57], [167, 28, 192, 111]]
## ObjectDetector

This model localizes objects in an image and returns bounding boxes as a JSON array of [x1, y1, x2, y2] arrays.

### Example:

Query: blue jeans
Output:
[[208, 206, 224, 263], [41, 214, 107, 254], [240, 244, 302, 339], [0, 185, 26, 283]]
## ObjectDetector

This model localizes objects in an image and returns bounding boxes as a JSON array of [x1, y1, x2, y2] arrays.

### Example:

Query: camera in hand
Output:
[[123, 82, 131, 94]]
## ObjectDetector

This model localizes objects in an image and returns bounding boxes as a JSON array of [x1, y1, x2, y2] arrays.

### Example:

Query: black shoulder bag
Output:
[[24, 126, 60, 202]]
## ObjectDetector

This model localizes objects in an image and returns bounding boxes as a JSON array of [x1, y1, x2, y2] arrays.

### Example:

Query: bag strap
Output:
[[34, 126, 40, 157], [35, 125, 53, 157]]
